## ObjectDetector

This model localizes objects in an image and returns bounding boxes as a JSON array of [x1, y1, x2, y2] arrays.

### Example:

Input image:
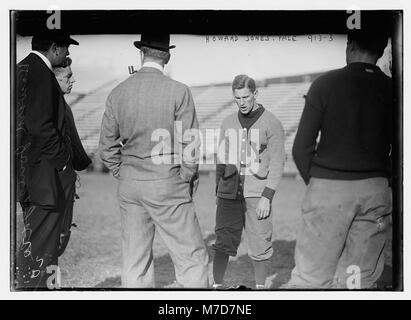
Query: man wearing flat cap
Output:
[[15, 30, 88, 289], [99, 34, 209, 288]]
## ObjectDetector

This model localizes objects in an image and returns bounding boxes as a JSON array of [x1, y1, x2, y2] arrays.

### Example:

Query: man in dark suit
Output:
[[15, 30, 89, 289]]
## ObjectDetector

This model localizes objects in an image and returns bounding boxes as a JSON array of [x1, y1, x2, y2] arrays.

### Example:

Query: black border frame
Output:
[[9, 9, 404, 292]]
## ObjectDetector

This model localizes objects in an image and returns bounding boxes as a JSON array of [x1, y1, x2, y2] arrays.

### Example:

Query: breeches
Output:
[[213, 197, 273, 261]]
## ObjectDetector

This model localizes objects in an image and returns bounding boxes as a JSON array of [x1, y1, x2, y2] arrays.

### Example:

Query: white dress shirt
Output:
[[142, 61, 164, 73]]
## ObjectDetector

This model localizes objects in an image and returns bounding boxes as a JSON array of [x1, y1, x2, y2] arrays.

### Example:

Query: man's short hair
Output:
[[53, 57, 72, 76], [347, 31, 389, 58], [140, 46, 170, 63], [232, 74, 256, 92]]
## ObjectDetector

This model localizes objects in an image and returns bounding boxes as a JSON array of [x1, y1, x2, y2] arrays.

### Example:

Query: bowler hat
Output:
[[133, 34, 175, 52], [33, 29, 79, 46]]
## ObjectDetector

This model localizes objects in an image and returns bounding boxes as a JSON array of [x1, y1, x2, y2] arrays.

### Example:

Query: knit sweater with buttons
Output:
[[216, 106, 285, 199]]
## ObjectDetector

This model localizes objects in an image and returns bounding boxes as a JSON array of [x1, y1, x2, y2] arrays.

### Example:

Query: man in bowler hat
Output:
[[15, 30, 90, 289], [99, 34, 209, 288]]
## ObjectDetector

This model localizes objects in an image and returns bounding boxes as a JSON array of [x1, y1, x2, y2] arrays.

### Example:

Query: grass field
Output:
[[17, 171, 393, 289]]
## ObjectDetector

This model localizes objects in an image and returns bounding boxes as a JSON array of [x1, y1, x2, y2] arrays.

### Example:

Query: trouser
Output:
[[117, 175, 209, 288], [15, 168, 76, 290], [57, 176, 76, 257], [15, 205, 64, 289], [289, 177, 392, 289], [58, 172, 78, 256]]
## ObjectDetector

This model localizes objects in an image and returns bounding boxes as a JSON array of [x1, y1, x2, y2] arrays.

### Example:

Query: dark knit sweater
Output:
[[292, 62, 392, 184]]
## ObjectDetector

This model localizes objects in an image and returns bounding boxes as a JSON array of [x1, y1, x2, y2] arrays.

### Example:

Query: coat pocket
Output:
[[26, 159, 60, 207]]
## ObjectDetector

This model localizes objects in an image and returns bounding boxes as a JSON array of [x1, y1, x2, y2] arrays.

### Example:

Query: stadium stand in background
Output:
[[67, 73, 323, 176]]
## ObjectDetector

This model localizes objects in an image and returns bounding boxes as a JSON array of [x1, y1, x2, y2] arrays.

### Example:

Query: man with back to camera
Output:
[[99, 34, 209, 288], [285, 30, 392, 289], [15, 30, 84, 289]]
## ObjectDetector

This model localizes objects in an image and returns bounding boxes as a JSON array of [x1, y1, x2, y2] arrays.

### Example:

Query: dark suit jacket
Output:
[[16, 52, 90, 208], [64, 101, 91, 171]]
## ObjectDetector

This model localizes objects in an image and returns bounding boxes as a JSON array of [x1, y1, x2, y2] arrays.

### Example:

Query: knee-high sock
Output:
[[252, 259, 269, 286], [213, 250, 229, 284]]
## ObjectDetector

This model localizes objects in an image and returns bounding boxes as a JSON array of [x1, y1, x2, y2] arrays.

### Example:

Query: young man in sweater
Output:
[[286, 31, 392, 289], [213, 74, 285, 289]]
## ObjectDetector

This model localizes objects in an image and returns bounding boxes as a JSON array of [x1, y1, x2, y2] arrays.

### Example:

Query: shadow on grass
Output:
[[94, 237, 393, 290], [93, 238, 296, 289], [93, 255, 176, 288], [222, 239, 296, 289]]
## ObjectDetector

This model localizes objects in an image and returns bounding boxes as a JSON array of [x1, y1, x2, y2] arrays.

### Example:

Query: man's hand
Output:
[[256, 197, 271, 220]]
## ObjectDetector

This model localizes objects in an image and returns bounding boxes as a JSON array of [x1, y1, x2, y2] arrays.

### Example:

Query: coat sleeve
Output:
[[24, 66, 70, 170], [99, 92, 122, 177], [66, 106, 92, 171], [292, 80, 324, 185], [264, 116, 286, 192], [215, 120, 228, 194], [175, 85, 199, 183]]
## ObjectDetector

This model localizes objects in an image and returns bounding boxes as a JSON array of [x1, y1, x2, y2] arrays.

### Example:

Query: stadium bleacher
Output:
[[68, 80, 120, 158], [68, 73, 322, 174]]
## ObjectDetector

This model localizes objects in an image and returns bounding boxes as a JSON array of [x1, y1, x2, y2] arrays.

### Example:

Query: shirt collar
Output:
[[347, 62, 379, 72], [142, 61, 164, 73], [31, 51, 53, 70]]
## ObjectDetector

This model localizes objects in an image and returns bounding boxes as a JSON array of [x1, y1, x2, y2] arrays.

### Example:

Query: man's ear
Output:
[[50, 42, 58, 54], [164, 54, 170, 65], [254, 89, 259, 99], [140, 51, 145, 65]]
